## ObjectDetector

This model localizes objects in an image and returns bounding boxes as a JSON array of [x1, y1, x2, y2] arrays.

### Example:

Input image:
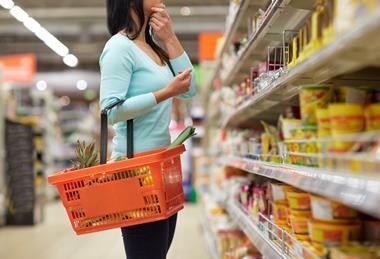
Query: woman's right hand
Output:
[[154, 69, 192, 103]]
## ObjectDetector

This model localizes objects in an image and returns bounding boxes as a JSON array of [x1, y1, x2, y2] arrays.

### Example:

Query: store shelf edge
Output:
[[223, 156, 380, 219]]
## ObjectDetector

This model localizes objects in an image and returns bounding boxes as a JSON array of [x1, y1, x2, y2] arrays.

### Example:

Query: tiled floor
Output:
[[0, 202, 210, 259]]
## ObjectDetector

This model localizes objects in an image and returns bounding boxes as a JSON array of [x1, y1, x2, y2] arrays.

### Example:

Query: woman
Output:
[[100, 0, 196, 258]]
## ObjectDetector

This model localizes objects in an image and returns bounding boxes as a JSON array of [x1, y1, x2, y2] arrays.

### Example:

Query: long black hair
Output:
[[106, 0, 169, 65]]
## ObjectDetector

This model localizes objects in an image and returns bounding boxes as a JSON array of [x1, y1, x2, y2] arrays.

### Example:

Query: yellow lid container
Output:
[[286, 191, 311, 210], [328, 103, 365, 151], [310, 194, 358, 222], [365, 103, 380, 131], [308, 220, 361, 245]]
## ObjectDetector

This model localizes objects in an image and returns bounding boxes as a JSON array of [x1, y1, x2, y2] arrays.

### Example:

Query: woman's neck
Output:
[[131, 10, 149, 43]]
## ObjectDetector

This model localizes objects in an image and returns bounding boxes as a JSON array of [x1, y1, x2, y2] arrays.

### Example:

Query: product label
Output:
[[311, 199, 333, 220], [272, 185, 285, 201]]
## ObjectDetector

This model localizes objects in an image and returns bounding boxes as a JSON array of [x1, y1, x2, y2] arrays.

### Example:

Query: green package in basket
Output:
[[169, 126, 196, 148]]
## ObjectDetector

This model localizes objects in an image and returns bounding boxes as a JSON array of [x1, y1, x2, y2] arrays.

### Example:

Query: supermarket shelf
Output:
[[223, 8, 380, 128], [201, 217, 220, 259], [218, 0, 269, 60], [225, 199, 283, 259], [222, 156, 380, 219], [221, 0, 313, 86]]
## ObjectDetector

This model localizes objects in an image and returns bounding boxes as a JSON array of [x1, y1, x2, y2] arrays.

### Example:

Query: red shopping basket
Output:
[[48, 100, 186, 235]]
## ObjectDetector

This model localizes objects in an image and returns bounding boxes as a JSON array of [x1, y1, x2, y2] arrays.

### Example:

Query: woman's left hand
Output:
[[150, 4, 176, 43]]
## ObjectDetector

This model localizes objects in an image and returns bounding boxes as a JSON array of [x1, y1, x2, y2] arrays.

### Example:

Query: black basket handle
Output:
[[100, 100, 133, 164], [99, 61, 176, 165]]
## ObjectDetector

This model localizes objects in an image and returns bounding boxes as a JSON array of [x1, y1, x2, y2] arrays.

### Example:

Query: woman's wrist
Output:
[[154, 88, 172, 103], [164, 35, 184, 59]]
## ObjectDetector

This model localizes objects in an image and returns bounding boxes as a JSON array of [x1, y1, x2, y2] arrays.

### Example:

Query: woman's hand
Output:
[[154, 69, 192, 103], [149, 4, 176, 44]]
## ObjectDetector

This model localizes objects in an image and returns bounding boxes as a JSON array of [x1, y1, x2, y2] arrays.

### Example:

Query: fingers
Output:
[[151, 6, 170, 18], [150, 17, 164, 28], [177, 68, 192, 80]]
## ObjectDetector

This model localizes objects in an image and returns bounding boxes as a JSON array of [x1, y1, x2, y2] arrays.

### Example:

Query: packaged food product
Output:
[[270, 183, 296, 204], [290, 215, 309, 234], [316, 108, 330, 137], [286, 191, 311, 210], [310, 195, 358, 221], [289, 209, 312, 218], [329, 103, 365, 151], [308, 220, 361, 245], [365, 103, 380, 131], [335, 87, 368, 104], [304, 242, 328, 258], [271, 201, 288, 222], [300, 85, 332, 125], [364, 220, 380, 242], [330, 244, 380, 259], [281, 119, 303, 140]]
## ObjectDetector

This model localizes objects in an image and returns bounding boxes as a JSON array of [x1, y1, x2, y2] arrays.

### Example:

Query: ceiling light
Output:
[[1, 2, 78, 67], [60, 96, 71, 106], [76, 80, 88, 91], [63, 54, 78, 68], [36, 80, 47, 91], [0, 0, 14, 9], [9, 6, 28, 22], [180, 6, 191, 16]]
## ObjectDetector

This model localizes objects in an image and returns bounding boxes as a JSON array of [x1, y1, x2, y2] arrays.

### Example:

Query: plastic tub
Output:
[[271, 201, 288, 222], [286, 191, 311, 210], [365, 103, 380, 131], [299, 85, 332, 125], [329, 103, 365, 152], [290, 215, 309, 235], [310, 195, 358, 221], [308, 220, 361, 245], [271, 183, 297, 204]]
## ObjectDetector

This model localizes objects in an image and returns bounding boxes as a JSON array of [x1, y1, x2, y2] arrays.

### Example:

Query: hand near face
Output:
[[149, 4, 176, 43]]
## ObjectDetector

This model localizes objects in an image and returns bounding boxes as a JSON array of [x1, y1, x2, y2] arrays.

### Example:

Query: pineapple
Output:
[[73, 140, 99, 170]]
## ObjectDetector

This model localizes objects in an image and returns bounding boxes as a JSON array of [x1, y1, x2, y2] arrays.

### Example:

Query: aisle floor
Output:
[[0, 202, 210, 259]]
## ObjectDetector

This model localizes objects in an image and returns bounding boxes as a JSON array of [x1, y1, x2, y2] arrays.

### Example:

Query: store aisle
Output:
[[0, 202, 209, 259]]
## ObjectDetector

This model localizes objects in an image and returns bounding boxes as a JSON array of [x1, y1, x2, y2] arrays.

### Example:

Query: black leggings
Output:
[[121, 214, 178, 259]]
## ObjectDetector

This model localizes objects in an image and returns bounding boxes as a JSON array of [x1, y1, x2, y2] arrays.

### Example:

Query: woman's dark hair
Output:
[[106, 0, 169, 65]]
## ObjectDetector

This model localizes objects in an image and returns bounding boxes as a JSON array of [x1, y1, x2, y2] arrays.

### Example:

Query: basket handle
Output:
[[100, 100, 133, 164], [99, 61, 176, 165]]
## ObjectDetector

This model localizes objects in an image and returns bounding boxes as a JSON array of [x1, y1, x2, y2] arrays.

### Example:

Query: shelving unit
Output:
[[201, 216, 220, 259], [226, 199, 283, 259], [223, 7, 380, 128], [222, 156, 380, 219], [0, 66, 5, 225], [220, 0, 314, 86]]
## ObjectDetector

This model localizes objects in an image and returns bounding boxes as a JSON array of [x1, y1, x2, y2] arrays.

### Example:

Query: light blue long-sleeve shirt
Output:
[[99, 34, 196, 158]]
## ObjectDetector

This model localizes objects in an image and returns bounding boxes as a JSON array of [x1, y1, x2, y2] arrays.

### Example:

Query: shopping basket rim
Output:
[[48, 144, 185, 185]]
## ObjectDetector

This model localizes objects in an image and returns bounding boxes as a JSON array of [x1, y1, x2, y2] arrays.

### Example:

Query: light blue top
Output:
[[99, 34, 196, 158]]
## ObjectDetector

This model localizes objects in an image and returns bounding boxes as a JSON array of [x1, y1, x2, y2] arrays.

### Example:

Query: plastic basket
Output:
[[48, 99, 186, 235]]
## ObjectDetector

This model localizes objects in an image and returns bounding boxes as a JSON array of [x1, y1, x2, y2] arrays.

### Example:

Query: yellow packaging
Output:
[[308, 220, 361, 245], [335, 87, 368, 104], [290, 215, 309, 234], [330, 245, 380, 259], [310, 195, 358, 221], [261, 133, 270, 155], [282, 119, 302, 140], [286, 191, 311, 210], [329, 103, 365, 151], [271, 201, 289, 222], [365, 103, 380, 131], [316, 108, 331, 137], [271, 183, 297, 204], [300, 85, 332, 125]]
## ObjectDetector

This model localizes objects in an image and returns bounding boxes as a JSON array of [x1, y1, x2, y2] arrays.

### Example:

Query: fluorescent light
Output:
[[0, 0, 14, 9], [9, 6, 29, 22], [76, 80, 88, 91], [180, 6, 191, 16], [1, 2, 78, 67], [63, 54, 78, 68], [36, 80, 47, 91]]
